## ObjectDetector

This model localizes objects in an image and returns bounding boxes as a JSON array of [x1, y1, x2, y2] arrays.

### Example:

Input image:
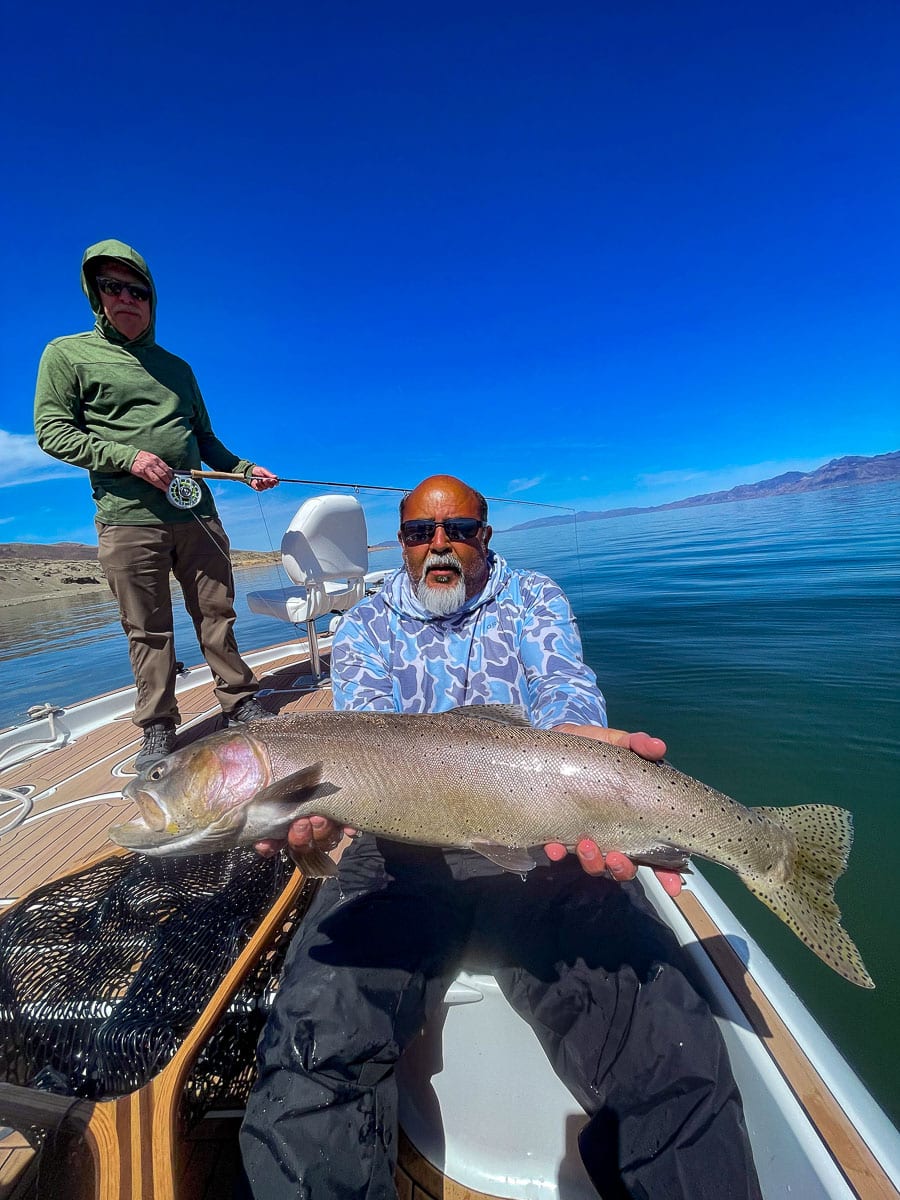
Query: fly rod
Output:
[[169, 469, 585, 603], [172, 470, 576, 513]]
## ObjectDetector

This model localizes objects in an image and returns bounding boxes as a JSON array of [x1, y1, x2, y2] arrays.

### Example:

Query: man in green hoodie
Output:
[[34, 239, 279, 770]]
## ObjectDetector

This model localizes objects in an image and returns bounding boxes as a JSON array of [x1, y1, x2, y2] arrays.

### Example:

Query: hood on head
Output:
[[81, 238, 156, 346]]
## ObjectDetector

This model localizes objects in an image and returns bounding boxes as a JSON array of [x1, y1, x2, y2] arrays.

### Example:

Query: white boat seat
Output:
[[396, 971, 597, 1199], [246, 494, 371, 682], [247, 579, 364, 626]]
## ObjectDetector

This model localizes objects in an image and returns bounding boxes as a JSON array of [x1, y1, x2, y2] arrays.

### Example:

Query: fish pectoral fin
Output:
[[443, 704, 532, 727], [288, 846, 338, 879], [248, 763, 336, 807], [628, 845, 693, 873], [244, 764, 342, 840], [470, 841, 538, 873]]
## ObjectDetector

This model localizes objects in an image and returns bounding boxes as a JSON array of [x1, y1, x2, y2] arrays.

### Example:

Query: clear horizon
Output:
[[1, 449, 895, 551], [3, 3, 898, 549]]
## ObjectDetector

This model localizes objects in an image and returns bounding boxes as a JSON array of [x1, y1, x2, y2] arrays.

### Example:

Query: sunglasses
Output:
[[96, 276, 151, 303], [399, 518, 485, 546]]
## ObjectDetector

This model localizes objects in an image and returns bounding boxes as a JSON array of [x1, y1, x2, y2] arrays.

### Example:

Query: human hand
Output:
[[545, 724, 682, 897], [255, 815, 356, 861], [552, 724, 667, 760], [130, 450, 174, 492], [247, 466, 279, 492]]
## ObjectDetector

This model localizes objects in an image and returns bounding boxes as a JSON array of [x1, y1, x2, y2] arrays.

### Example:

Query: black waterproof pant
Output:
[[238, 837, 761, 1200]]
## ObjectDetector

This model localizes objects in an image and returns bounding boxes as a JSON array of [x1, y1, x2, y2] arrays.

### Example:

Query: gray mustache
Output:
[[422, 551, 463, 575]]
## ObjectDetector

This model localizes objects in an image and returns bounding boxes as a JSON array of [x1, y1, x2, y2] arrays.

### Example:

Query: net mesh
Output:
[[0, 848, 318, 1134]]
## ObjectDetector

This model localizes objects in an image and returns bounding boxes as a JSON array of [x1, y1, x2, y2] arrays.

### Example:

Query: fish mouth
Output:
[[113, 783, 179, 851], [109, 808, 242, 855], [126, 786, 169, 832], [108, 818, 183, 853]]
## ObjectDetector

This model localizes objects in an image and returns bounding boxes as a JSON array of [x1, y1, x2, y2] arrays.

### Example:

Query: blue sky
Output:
[[2, 1, 898, 549]]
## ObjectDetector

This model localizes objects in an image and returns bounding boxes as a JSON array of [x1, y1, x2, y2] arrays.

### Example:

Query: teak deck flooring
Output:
[[0, 647, 330, 909]]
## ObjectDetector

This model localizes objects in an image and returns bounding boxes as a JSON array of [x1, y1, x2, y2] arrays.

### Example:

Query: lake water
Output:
[[1, 481, 898, 1124]]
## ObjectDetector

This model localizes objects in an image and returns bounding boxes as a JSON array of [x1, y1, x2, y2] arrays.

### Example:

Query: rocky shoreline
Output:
[[0, 548, 280, 609], [0, 560, 109, 608]]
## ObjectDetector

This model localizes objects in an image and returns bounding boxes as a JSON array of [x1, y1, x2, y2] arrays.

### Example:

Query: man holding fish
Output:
[[236, 474, 763, 1200]]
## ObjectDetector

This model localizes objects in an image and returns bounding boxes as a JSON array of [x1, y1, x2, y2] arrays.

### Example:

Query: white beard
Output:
[[415, 552, 467, 615]]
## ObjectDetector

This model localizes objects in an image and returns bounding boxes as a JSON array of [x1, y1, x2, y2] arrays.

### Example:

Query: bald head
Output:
[[399, 475, 488, 524], [398, 475, 493, 611]]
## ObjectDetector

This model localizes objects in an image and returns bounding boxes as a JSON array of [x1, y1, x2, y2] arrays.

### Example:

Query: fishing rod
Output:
[[168, 469, 577, 513], [168, 468, 586, 606]]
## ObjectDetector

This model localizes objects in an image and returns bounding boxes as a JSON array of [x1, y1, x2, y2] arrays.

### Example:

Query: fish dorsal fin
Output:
[[470, 841, 537, 873], [443, 704, 532, 727]]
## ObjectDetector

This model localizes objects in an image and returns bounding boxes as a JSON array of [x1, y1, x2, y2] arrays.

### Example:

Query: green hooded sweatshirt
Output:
[[33, 239, 255, 525]]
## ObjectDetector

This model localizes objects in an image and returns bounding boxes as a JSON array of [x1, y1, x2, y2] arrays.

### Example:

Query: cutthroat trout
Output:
[[112, 705, 873, 988]]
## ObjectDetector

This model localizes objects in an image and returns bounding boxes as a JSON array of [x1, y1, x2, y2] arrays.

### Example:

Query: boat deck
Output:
[[0, 639, 897, 1199], [0, 642, 337, 1198], [0, 645, 332, 909], [0, 640, 523, 1198]]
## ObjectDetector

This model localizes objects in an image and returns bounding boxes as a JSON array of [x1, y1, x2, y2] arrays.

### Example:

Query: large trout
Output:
[[112, 705, 872, 987]]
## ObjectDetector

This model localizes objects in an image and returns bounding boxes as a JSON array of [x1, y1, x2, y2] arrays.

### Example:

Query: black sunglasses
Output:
[[399, 518, 485, 546], [96, 275, 151, 302]]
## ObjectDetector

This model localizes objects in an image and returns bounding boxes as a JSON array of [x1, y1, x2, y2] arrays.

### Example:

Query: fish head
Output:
[[111, 729, 271, 855]]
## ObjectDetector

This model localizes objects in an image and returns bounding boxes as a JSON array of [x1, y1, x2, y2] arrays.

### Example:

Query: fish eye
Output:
[[147, 764, 166, 781]]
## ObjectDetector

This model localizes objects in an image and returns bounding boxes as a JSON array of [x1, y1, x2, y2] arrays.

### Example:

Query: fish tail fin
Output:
[[740, 804, 874, 989]]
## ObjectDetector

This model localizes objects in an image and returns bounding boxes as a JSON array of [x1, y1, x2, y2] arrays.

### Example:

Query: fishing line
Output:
[[161, 474, 248, 569], [166, 477, 321, 609], [168, 471, 577, 514], [165, 471, 586, 607], [253, 488, 300, 607]]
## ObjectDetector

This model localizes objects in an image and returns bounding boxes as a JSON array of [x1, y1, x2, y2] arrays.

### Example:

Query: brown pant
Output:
[[97, 518, 259, 728]]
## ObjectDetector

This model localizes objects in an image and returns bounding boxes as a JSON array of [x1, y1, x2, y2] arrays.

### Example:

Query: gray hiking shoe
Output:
[[135, 720, 177, 772], [225, 696, 275, 726]]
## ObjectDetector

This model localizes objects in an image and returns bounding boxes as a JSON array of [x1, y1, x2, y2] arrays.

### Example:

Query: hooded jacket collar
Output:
[[380, 551, 510, 623], [81, 238, 157, 348]]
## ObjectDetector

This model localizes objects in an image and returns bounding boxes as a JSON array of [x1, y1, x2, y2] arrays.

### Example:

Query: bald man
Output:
[[239, 475, 761, 1200]]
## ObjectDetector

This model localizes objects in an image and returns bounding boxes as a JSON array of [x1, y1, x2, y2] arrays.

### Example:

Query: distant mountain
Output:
[[503, 451, 900, 532], [5, 451, 897, 552], [0, 542, 98, 561]]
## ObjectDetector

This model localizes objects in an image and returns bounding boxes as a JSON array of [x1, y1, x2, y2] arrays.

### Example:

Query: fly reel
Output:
[[166, 473, 203, 510]]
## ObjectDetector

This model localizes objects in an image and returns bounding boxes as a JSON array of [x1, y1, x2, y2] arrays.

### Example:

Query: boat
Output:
[[0, 491, 898, 1200]]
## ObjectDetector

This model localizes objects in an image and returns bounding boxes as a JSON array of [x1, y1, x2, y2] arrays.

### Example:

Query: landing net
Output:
[[0, 848, 317, 1127]]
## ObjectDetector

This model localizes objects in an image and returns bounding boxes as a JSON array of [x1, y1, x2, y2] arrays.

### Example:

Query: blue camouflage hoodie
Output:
[[330, 552, 607, 729]]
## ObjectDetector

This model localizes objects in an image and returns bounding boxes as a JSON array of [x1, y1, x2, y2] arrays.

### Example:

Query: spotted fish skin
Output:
[[253, 713, 798, 874], [113, 706, 873, 988]]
